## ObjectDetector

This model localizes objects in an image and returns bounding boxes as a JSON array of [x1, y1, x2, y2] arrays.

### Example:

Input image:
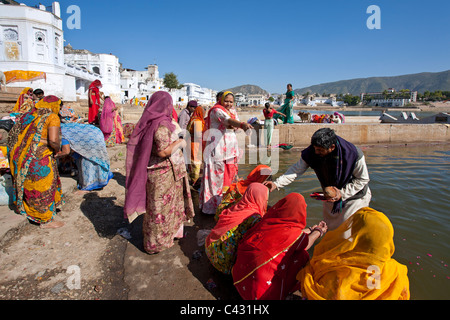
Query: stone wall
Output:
[[244, 123, 450, 148]]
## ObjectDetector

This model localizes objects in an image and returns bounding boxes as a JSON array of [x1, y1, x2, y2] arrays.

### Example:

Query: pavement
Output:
[[0, 145, 242, 300]]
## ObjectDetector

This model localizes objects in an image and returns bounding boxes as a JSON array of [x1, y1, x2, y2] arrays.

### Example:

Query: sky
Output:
[[22, 0, 450, 93]]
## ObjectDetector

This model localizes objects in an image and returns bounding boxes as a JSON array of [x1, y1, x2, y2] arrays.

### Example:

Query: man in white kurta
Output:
[[265, 128, 371, 230]]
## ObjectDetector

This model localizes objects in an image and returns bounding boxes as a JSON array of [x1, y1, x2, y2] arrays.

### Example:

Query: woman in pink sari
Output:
[[100, 97, 125, 147], [124, 91, 194, 254]]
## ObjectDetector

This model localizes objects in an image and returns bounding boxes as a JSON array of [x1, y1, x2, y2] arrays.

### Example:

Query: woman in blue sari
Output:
[[60, 123, 113, 191], [274, 84, 295, 124]]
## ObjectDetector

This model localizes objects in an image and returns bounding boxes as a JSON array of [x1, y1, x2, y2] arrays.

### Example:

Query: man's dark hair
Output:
[[311, 128, 337, 149], [216, 91, 224, 102], [33, 89, 44, 95]]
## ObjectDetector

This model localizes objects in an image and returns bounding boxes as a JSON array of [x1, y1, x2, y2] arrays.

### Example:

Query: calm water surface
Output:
[[239, 143, 450, 300]]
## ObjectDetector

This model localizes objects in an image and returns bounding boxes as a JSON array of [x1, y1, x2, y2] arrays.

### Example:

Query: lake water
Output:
[[238, 143, 450, 300]]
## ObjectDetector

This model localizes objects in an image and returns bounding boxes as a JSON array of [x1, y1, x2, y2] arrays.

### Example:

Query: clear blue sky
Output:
[[23, 0, 450, 93]]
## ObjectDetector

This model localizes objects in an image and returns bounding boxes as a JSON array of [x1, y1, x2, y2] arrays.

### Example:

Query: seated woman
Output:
[[11, 87, 34, 114], [214, 165, 272, 221], [100, 97, 125, 147], [297, 207, 410, 300], [60, 122, 113, 191], [206, 183, 269, 275], [232, 193, 327, 300]]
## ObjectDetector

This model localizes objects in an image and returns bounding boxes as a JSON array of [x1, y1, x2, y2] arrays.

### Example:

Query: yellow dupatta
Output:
[[297, 207, 410, 300]]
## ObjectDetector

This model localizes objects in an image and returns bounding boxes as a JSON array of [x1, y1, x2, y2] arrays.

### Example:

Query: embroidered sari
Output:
[[232, 193, 310, 300], [8, 96, 63, 224], [205, 183, 269, 275], [11, 87, 34, 113], [274, 90, 295, 124]]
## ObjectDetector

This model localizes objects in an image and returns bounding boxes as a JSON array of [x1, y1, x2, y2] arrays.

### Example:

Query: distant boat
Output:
[[380, 112, 450, 124]]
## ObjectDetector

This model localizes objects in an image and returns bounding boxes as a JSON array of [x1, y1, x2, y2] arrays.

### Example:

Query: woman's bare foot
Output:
[[40, 221, 65, 229]]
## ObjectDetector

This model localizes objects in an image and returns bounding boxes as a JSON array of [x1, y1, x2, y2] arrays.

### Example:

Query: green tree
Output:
[[163, 72, 184, 90], [343, 94, 361, 106]]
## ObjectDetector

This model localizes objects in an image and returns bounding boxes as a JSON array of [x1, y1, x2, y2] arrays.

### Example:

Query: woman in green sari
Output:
[[274, 84, 295, 124]]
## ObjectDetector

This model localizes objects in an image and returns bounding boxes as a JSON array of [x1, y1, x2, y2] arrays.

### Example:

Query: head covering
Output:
[[35, 95, 62, 114], [334, 112, 345, 123], [99, 97, 115, 134], [298, 207, 410, 300], [187, 100, 198, 108], [172, 108, 178, 122], [12, 87, 33, 112], [124, 91, 175, 222], [206, 183, 269, 247], [220, 91, 234, 105], [89, 80, 102, 91], [232, 193, 309, 297], [302, 136, 361, 214], [186, 106, 205, 134]]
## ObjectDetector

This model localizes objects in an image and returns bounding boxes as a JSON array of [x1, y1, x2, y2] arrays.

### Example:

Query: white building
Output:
[[120, 64, 164, 102], [64, 44, 121, 102], [183, 82, 215, 105], [0, 1, 72, 99]]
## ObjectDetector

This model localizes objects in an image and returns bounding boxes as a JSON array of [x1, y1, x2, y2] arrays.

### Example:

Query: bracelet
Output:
[[311, 227, 324, 238]]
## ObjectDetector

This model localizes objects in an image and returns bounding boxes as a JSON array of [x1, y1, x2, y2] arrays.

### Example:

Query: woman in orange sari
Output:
[[8, 96, 64, 229], [186, 106, 205, 185], [11, 87, 34, 113], [232, 193, 327, 300]]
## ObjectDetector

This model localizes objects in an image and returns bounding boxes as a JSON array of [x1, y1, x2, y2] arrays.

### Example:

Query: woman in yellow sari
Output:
[[186, 106, 205, 185], [297, 207, 410, 300], [8, 95, 64, 229], [11, 87, 34, 113]]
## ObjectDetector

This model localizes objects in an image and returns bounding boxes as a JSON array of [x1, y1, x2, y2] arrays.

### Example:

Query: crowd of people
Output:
[[0, 81, 410, 300], [122, 88, 410, 300]]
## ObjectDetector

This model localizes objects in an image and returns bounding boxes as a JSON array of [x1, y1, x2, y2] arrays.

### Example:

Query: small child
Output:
[[263, 103, 285, 147]]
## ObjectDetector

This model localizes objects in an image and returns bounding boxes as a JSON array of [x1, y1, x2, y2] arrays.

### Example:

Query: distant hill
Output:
[[294, 70, 450, 95], [224, 84, 269, 96]]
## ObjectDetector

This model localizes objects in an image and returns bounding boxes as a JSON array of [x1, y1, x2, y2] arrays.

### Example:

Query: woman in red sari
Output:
[[232, 193, 327, 300], [88, 80, 103, 124]]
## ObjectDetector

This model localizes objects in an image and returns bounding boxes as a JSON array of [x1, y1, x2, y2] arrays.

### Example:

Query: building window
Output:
[[93, 66, 100, 74], [35, 31, 46, 43], [3, 28, 19, 41]]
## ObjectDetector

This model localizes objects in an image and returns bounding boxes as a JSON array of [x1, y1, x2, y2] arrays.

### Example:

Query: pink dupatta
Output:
[[124, 91, 176, 222]]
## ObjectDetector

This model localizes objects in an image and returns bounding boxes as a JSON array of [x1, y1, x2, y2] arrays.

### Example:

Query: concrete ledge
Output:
[[243, 123, 450, 147]]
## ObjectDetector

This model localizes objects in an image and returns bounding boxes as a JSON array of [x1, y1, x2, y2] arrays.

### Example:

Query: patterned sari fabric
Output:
[[61, 123, 113, 191], [144, 124, 195, 254], [297, 207, 410, 300], [232, 193, 310, 300], [11, 87, 34, 113], [205, 183, 269, 275], [8, 96, 63, 224]]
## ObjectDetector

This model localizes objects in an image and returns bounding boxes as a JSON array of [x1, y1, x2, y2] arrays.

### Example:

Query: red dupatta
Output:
[[232, 193, 309, 299]]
